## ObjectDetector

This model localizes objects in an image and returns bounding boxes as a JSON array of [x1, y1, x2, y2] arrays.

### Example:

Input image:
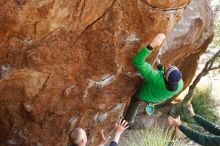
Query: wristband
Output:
[[147, 45, 153, 50]]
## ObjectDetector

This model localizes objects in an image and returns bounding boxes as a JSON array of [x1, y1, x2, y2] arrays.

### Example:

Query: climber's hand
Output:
[[150, 33, 166, 48]]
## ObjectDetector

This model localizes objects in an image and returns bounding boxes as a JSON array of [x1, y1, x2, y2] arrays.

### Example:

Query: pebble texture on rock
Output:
[[0, 0, 213, 145]]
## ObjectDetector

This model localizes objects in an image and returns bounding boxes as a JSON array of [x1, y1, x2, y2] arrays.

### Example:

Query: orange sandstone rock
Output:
[[0, 0, 213, 145]]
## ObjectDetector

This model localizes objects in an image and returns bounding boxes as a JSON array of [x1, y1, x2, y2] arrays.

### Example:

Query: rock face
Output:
[[0, 0, 213, 145]]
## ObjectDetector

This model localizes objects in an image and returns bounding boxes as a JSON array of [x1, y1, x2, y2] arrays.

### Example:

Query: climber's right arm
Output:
[[132, 33, 166, 80], [132, 46, 159, 80]]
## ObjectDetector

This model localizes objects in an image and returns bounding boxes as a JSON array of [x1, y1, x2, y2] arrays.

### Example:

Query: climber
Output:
[[168, 103, 220, 146], [125, 33, 184, 123], [69, 118, 129, 146]]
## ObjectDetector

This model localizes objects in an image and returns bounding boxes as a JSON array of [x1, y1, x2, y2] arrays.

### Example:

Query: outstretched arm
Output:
[[187, 103, 220, 135], [168, 116, 220, 146], [179, 124, 220, 146], [110, 118, 129, 146], [193, 115, 220, 136]]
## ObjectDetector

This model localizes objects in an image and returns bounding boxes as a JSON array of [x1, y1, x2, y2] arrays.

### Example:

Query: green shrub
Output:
[[176, 88, 219, 130], [120, 125, 188, 146]]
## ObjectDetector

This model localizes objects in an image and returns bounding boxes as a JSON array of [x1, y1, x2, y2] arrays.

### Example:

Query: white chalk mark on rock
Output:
[[83, 75, 116, 99], [94, 75, 116, 87], [111, 103, 125, 112], [64, 85, 75, 96], [23, 37, 33, 45], [7, 139, 17, 145], [125, 33, 140, 43], [83, 80, 95, 99], [115, 61, 123, 74], [69, 117, 78, 127], [23, 103, 33, 112], [94, 112, 108, 122], [0, 64, 11, 79]]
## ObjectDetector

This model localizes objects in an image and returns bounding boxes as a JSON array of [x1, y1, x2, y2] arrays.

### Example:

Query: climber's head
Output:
[[164, 64, 182, 91], [69, 128, 87, 146]]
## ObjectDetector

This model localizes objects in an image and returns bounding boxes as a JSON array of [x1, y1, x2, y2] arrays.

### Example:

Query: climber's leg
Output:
[[125, 95, 144, 123]]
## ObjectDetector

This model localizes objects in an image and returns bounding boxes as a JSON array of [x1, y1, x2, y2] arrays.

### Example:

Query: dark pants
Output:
[[125, 95, 145, 123]]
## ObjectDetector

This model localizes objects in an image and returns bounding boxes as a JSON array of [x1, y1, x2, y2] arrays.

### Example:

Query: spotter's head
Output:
[[69, 128, 87, 146]]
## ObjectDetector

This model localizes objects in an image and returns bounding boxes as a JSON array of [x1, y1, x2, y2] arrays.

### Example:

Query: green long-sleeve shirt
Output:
[[132, 46, 184, 102], [179, 115, 220, 146]]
